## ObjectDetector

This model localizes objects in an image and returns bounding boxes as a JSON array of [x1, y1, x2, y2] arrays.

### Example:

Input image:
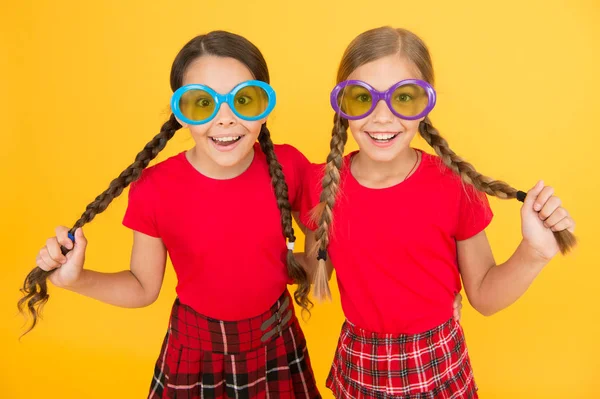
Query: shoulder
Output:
[[272, 144, 308, 165], [130, 152, 186, 192]]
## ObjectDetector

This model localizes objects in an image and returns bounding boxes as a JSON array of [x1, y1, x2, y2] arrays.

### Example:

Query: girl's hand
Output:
[[521, 180, 575, 261], [36, 226, 88, 288]]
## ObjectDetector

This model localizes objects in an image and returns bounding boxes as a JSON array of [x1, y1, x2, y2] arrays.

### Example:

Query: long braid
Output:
[[257, 125, 312, 313], [418, 117, 518, 198], [18, 114, 181, 334], [312, 115, 349, 301], [419, 117, 576, 254]]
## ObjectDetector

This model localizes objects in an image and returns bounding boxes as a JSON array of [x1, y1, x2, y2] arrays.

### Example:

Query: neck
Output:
[[352, 147, 419, 188], [187, 146, 255, 180]]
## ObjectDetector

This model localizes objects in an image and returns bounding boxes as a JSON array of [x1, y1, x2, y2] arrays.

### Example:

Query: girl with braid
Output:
[[299, 27, 576, 398], [19, 31, 321, 399]]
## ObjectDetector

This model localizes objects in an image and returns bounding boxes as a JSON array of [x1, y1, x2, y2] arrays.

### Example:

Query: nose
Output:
[[214, 103, 237, 126], [370, 99, 394, 124]]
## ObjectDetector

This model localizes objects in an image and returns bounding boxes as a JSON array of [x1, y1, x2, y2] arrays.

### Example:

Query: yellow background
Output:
[[2, 1, 599, 398]]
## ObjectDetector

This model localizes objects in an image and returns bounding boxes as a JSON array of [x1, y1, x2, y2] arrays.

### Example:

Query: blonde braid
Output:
[[419, 117, 576, 254], [312, 115, 349, 300]]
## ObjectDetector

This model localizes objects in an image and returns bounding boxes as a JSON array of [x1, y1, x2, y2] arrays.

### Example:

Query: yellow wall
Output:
[[2, 1, 599, 398]]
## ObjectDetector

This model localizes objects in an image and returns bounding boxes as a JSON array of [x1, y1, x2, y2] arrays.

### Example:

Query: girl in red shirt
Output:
[[20, 31, 320, 399], [300, 26, 576, 398]]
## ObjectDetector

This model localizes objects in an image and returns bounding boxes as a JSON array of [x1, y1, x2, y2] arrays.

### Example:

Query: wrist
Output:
[[60, 269, 87, 291], [518, 239, 551, 269]]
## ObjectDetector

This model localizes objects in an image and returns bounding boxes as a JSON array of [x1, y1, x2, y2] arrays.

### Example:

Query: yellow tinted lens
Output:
[[179, 90, 215, 121], [233, 86, 268, 118], [391, 84, 428, 117], [338, 85, 372, 117]]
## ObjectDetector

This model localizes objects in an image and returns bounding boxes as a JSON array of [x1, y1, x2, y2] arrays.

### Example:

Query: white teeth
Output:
[[212, 136, 241, 142], [369, 133, 396, 140]]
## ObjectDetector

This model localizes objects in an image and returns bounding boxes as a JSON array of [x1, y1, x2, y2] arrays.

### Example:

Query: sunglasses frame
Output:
[[171, 80, 276, 125], [330, 79, 436, 120]]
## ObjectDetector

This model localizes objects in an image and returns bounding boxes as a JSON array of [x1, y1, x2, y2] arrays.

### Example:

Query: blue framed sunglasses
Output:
[[171, 80, 276, 125]]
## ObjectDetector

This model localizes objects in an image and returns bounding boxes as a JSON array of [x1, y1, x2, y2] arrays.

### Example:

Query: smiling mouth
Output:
[[366, 132, 400, 143], [210, 136, 243, 146]]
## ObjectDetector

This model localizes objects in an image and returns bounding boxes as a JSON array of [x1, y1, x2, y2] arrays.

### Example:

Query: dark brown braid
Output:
[[311, 115, 349, 301], [258, 125, 312, 313], [17, 115, 181, 335], [418, 117, 576, 254]]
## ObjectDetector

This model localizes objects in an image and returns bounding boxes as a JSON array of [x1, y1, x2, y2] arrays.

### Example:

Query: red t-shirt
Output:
[[123, 143, 309, 321], [300, 150, 493, 334]]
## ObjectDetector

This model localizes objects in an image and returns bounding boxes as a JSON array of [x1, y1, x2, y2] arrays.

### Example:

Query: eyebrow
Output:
[[393, 85, 420, 94]]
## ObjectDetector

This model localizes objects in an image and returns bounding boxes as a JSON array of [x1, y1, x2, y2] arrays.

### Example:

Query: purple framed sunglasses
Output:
[[330, 79, 437, 120]]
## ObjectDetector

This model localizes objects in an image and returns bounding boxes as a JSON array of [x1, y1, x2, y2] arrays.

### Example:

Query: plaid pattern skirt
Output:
[[149, 291, 321, 399], [327, 318, 478, 399]]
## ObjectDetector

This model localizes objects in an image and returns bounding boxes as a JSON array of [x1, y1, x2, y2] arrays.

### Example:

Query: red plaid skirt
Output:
[[148, 291, 321, 399], [327, 318, 478, 399]]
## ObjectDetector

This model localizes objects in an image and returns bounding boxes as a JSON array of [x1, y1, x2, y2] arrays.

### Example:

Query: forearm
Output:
[[61, 269, 156, 308], [473, 240, 548, 316]]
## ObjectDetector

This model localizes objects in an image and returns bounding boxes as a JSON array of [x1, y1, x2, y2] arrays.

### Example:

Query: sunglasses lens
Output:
[[390, 84, 429, 117], [179, 89, 216, 122], [337, 85, 373, 118], [233, 85, 270, 118]]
